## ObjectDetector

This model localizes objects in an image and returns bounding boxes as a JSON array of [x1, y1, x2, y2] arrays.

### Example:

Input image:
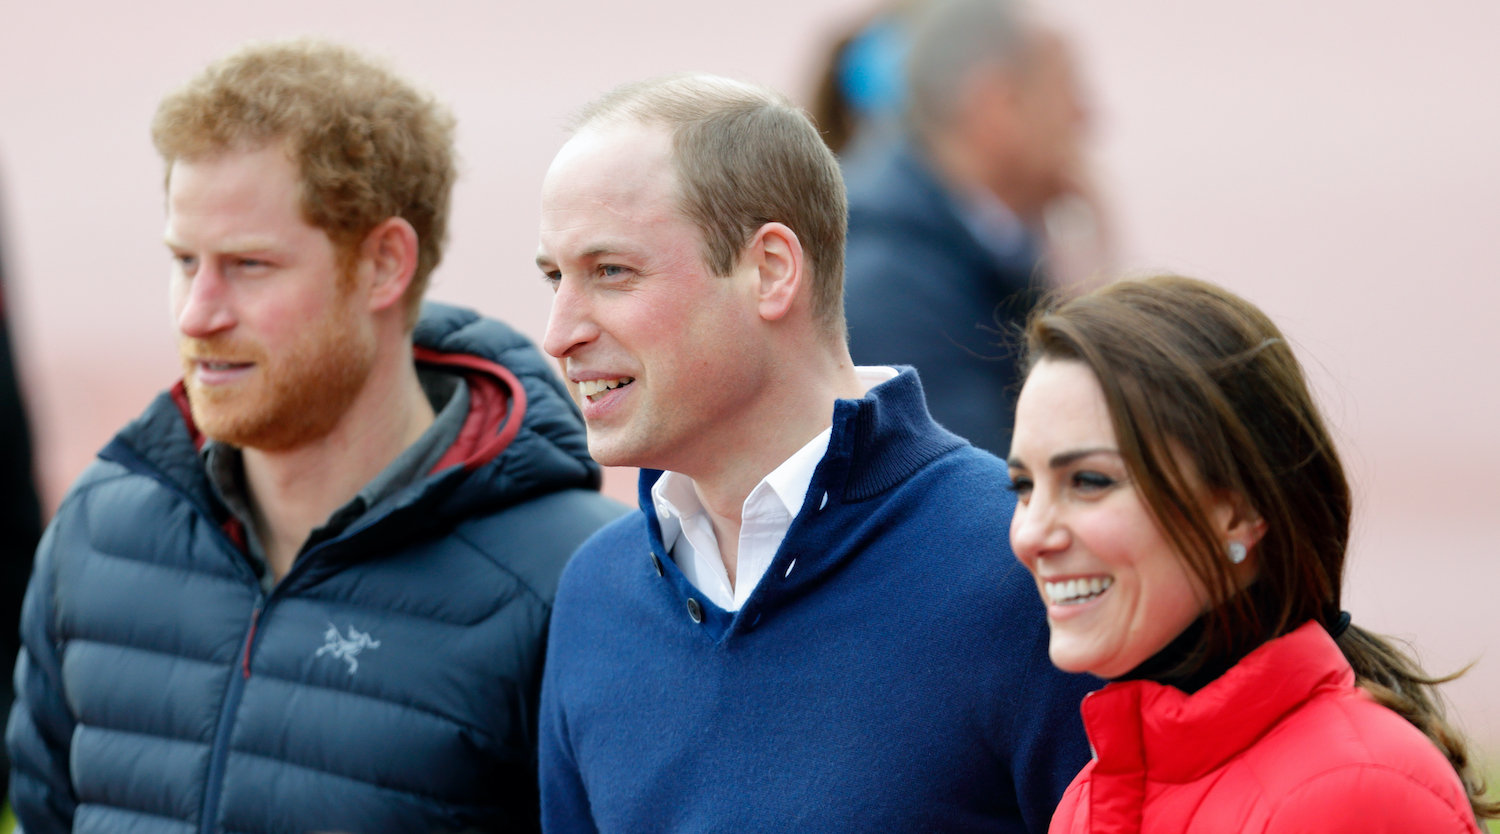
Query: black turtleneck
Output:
[[1110, 614, 1259, 694], [1111, 584, 1352, 696], [1112, 588, 1280, 695]]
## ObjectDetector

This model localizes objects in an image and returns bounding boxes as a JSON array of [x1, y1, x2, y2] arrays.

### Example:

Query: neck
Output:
[[242, 335, 434, 580], [1113, 585, 1276, 694], [687, 339, 864, 585]]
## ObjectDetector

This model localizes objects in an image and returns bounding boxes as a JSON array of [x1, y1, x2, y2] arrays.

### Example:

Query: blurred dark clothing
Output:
[[844, 138, 1044, 458], [0, 215, 43, 807]]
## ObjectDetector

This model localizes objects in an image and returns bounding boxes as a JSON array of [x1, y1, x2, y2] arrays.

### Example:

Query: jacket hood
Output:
[[100, 301, 598, 545]]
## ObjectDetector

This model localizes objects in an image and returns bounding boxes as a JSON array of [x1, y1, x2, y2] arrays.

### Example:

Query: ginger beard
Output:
[[180, 274, 376, 452]]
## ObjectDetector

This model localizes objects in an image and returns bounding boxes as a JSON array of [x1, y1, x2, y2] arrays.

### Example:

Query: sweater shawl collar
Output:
[[1081, 621, 1354, 827], [634, 367, 966, 641]]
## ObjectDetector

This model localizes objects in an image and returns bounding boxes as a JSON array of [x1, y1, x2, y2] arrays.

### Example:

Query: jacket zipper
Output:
[[132, 445, 377, 834], [195, 534, 348, 834], [198, 601, 260, 834]]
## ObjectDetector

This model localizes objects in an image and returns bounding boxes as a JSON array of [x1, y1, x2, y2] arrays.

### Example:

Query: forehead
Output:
[[538, 122, 692, 247], [165, 145, 308, 239], [1012, 359, 1115, 454]]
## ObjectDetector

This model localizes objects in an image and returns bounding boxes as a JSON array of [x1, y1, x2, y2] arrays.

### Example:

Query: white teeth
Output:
[[1044, 576, 1113, 605], [578, 377, 635, 400]]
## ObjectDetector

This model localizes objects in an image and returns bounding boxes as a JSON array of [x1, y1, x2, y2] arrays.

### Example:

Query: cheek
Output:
[[1147, 558, 1209, 624], [261, 282, 343, 332], [671, 297, 745, 360], [1070, 508, 1141, 569], [607, 307, 673, 361]]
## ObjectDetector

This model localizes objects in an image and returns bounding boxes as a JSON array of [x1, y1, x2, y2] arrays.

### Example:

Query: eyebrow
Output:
[[1007, 447, 1120, 470], [163, 236, 278, 254], [535, 242, 642, 270]]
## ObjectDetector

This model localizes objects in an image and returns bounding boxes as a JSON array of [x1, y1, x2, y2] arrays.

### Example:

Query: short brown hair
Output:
[[573, 74, 849, 339], [1023, 275, 1497, 824], [152, 39, 456, 329]]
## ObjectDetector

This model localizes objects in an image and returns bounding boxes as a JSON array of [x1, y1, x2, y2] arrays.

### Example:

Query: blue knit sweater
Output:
[[538, 370, 1099, 833]]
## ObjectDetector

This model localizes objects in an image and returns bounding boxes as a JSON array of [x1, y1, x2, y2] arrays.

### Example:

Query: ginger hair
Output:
[[153, 39, 456, 329]]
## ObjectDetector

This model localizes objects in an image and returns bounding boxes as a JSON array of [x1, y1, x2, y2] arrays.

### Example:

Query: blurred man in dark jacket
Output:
[[843, 0, 1092, 457], [0, 180, 44, 807], [6, 40, 623, 834]]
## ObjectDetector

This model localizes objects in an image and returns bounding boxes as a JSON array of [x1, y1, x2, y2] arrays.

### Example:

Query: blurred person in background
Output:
[[536, 73, 1098, 834], [5, 40, 623, 834], [841, 0, 1106, 459], [0, 176, 44, 810], [1007, 275, 1497, 832], [807, 0, 925, 164]]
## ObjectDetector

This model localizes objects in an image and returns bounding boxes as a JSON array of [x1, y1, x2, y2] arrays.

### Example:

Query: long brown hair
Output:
[[1023, 274, 1496, 822]]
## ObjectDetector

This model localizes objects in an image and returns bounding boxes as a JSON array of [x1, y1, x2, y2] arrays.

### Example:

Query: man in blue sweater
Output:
[[535, 74, 1099, 833]]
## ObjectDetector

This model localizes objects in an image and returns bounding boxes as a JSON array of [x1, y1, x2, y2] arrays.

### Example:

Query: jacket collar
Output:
[[1083, 620, 1353, 787], [165, 346, 525, 476], [99, 302, 597, 555]]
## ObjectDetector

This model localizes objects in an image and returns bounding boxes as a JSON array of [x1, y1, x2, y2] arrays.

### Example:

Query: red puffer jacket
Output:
[[1049, 621, 1482, 833]]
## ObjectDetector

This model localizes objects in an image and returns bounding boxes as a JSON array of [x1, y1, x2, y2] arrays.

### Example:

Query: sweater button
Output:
[[649, 552, 664, 576], [686, 598, 703, 623]]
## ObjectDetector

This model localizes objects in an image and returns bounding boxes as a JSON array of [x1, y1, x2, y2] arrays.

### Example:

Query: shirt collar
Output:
[[650, 366, 899, 539]]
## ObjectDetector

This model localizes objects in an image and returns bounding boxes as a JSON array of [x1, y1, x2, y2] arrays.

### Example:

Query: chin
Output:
[[1047, 635, 1115, 678], [587, 427, 668, 471], [584, 436, 634, 470], [1047, 650, 1096, 676]]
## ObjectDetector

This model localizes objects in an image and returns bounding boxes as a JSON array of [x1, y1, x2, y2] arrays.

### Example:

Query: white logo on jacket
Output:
[[315, 623, 381, 674]]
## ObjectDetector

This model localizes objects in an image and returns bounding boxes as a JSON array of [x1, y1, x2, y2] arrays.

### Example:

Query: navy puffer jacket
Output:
[[6, 303, 627, 834]]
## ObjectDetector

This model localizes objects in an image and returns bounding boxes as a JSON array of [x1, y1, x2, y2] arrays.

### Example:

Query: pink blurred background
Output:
[[0, 0, 1496, 757]]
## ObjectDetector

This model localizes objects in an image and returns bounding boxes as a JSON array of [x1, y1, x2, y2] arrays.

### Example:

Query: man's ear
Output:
[[358, 217, 420, 313], [747, 222, 804, 323]]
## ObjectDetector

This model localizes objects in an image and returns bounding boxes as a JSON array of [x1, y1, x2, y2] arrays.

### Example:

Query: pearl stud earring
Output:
[[1227, 541, 1248, 565]]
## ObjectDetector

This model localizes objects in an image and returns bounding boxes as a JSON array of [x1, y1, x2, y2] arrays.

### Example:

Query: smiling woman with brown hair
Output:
[[1007, 274, 1496, 833]]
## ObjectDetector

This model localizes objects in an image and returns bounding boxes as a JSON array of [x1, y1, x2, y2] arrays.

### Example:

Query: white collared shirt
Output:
[[651, 366, 899, 611]]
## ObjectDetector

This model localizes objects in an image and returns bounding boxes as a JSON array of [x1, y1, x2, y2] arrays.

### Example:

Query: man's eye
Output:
[[600, 264, 630, 278], [543, 271, 561, 288]]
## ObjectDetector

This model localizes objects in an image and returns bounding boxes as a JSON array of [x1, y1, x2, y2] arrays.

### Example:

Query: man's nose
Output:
[[175, 263, 236, 339], [542, 277, 598, 360]]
